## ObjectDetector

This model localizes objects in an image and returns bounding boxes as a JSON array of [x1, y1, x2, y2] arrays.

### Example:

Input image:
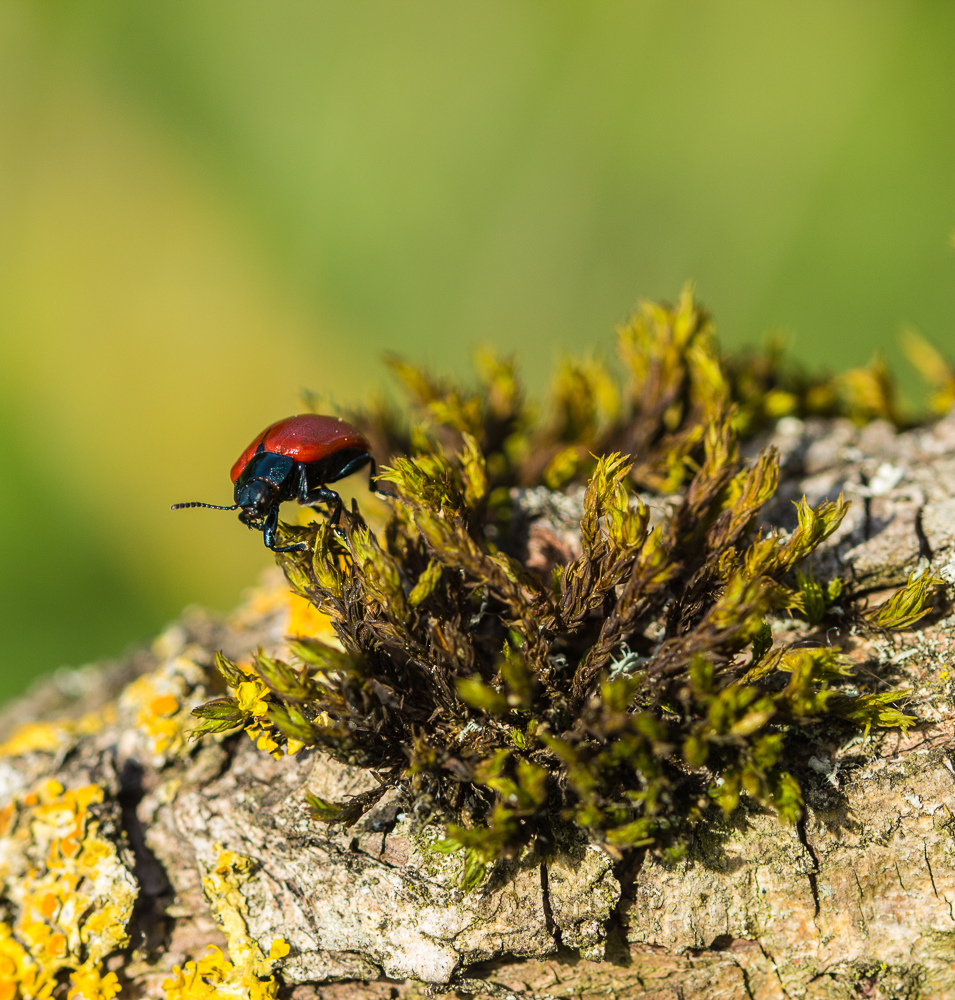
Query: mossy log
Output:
[[3, 410, 955, 1000]]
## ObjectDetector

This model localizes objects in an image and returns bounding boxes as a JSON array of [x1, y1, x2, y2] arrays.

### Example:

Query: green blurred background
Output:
[[1, 1, 954, 700]]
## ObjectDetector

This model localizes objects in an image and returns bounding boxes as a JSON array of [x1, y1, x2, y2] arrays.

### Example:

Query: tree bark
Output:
[[3, 410, 955, 999]]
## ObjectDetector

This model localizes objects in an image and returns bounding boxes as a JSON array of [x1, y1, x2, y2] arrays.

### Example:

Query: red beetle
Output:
[[173, 414, 381, 552]]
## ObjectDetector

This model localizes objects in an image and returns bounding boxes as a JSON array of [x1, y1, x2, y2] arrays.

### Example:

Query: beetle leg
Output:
[[299, 481, 344, 524], [262, 506, 278, 547], [262, 505, 306, 553], [315, 486, 346, 540], [366, 458, 390, 500], [296, 467, 318, 506], [295, 462, 311, 505], [322, 488, 344, 526], [296, 466, 325, 508]]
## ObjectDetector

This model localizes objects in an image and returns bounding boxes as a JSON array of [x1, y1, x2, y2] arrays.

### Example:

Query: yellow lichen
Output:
[[265, 940, 289, 962], [0, 781, 136, 999], [240, 580, 294, 621], [67, 963, 121, 1000], [231, 576, 342, 649], [161, 941, 288, 1000], [200, 847, 266, 971], [0, 708, 116, 761], [286, 592, 338, 642], [121, 659, 201, 757], [0, 923, 47, 1000], [0, 723, 63, 758], [161, 847, 290, 1000]]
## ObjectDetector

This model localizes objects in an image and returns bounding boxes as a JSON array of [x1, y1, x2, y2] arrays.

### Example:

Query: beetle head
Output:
[[236, 478, 278, 519]]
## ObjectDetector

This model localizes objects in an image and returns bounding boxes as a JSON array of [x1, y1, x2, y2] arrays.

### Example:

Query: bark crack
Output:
[[924, 840, 954, 922], [539, 863, 561, 948], [732, 957, 757, 1000], [756, 939, 793, 1000], [915, 503, 934, 562], [433, 975, 553, 999], [860, 468, 873, 542], [795, 818, 821, 918], [851, 866, 868, 937]]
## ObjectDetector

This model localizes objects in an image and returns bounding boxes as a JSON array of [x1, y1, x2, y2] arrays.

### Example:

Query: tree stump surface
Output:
[[3, 411, 955, 999]]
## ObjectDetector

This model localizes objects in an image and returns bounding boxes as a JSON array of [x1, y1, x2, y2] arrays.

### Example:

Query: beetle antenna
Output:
[[171, 502, 240, 511]]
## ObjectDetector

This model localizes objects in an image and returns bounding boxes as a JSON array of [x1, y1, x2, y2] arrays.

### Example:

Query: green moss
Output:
[[192, 285, 949, 887]]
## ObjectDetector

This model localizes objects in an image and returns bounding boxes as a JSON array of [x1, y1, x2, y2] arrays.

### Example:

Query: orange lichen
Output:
[[0, 724, 62, 758], [0, 781, 136, 999], [150, 694, 180, 717]]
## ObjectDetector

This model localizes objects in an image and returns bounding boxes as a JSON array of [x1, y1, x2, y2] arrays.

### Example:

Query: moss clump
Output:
[[193, 286, 946, 889]]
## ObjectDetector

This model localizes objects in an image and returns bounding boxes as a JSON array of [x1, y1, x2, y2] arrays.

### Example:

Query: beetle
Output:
[[172, 414, 382, 553]]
